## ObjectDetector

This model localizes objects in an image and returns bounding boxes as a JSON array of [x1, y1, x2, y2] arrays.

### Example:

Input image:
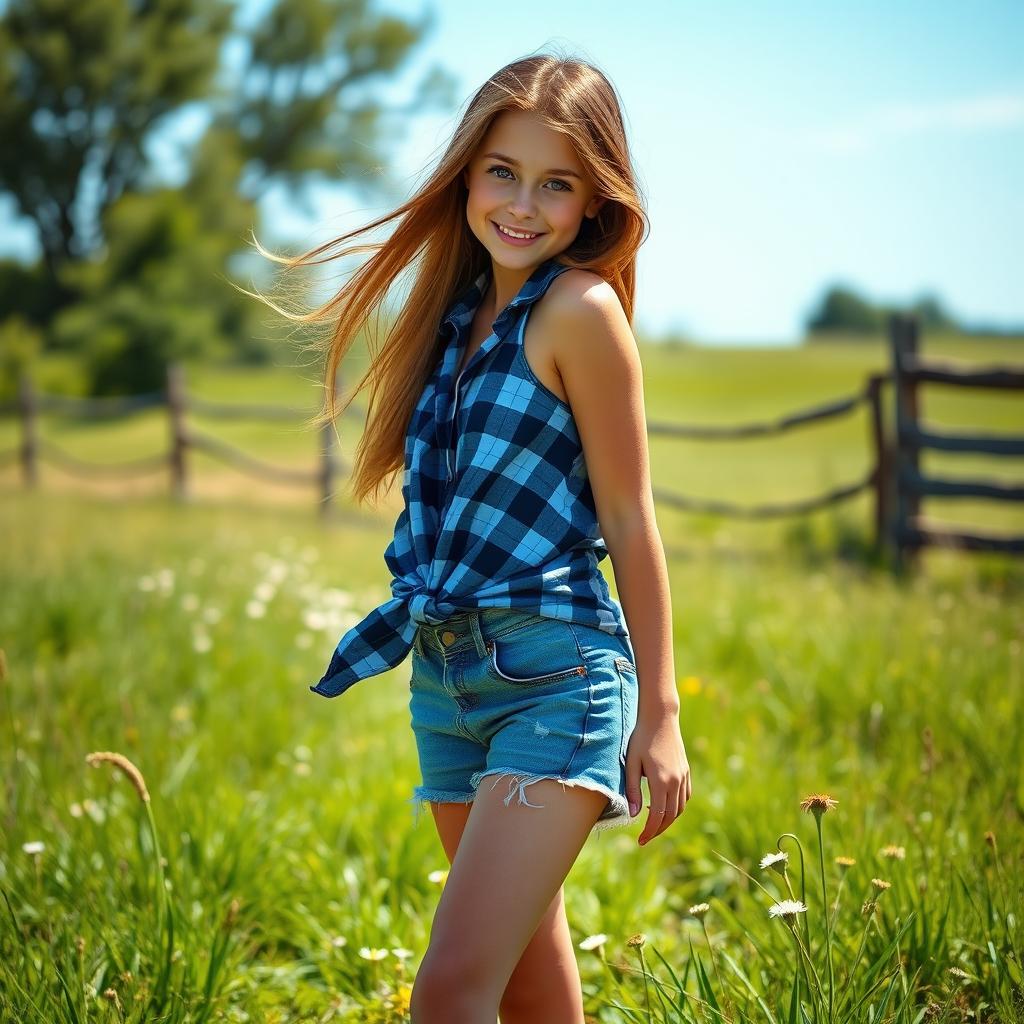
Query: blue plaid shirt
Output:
[[310, 255, 629, 698]]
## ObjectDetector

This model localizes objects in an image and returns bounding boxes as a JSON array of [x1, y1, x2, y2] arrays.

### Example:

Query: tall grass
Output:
[[1, 340, 1022, 1021]]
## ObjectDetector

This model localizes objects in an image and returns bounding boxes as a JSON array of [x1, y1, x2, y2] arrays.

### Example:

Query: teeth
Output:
[[497, 223, 539, 239]]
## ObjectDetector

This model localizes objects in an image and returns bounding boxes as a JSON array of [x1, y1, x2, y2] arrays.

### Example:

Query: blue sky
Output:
[[2, 0, 1021, 344]]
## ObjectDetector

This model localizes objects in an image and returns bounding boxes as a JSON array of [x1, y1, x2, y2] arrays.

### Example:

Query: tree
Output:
[[806, 284, 884, 335], [0, 0, 232, 286], [0, 0, 457, 391], [805, 283, 964, 341], [907, 291, 959, 333]]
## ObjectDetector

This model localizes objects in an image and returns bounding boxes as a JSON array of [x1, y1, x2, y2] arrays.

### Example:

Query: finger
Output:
[[654, 781, 683, 841], [638, 784, 668, 845]]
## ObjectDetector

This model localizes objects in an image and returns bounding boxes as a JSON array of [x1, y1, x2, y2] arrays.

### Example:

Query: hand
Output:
[[625, 707, 691, 847]]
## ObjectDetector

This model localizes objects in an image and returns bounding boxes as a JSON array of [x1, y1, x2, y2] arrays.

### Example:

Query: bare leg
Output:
[[410, 776, 608, 1024], [426, 801, 587, 1024]]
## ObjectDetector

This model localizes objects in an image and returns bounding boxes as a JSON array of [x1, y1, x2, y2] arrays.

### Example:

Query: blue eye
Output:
[[485, 165, 572, 192]]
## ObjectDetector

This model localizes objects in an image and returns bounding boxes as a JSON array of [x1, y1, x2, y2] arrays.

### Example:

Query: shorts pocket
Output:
[[485, 625, 587, 686], [615, 657, 637, 765]]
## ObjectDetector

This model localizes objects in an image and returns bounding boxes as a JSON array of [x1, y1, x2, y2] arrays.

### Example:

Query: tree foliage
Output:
[[806, 283, 962, 339], [0, 0, 456, 393]]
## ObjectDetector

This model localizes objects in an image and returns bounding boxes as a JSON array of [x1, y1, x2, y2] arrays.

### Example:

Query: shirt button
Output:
[[441, 630, 457, 646]]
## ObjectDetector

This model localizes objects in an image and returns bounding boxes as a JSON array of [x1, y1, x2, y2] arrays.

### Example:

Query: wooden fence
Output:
[[887, 313, 1024, 569], [2, 316, 1021, 566], [0, 364, 349, 517]]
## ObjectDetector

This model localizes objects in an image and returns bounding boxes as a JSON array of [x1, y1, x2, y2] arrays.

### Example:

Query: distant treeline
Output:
[[804, 284, 1023, 339]]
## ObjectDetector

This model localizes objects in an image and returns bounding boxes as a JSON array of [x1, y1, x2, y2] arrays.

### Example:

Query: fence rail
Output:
[[2, 316, 1021, 568], [1, 363, 356, 516], [889, 313, 1024, 566]]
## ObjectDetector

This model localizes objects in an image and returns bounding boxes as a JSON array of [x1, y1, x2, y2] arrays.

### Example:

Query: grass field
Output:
[[2, 336, 1022, 1022]]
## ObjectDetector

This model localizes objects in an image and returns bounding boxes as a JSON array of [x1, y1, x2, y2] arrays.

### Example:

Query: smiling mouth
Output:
[[492, 221, 546, 240]]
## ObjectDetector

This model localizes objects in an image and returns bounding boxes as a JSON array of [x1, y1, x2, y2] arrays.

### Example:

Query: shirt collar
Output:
[[440, 257, 567, 336]]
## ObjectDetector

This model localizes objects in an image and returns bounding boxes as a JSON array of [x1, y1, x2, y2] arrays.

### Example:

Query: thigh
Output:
[[428, 800, 473, 865], [421, 777, 608, 1000]]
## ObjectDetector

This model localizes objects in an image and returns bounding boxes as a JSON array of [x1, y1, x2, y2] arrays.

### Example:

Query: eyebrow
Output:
[[481, 151, 583, 180]]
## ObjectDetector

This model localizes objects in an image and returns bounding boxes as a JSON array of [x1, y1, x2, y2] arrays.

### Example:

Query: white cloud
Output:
[[808, 92, 1024, 155]]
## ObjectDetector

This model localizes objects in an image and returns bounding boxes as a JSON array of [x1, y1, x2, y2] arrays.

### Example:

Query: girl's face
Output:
[[463, 110, 605, 271]]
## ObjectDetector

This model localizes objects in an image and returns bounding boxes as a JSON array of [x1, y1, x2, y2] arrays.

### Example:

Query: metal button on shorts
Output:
[[407, 606, 638, 835]]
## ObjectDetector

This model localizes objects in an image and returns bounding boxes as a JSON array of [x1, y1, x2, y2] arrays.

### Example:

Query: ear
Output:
[[586, 195, 607, 219]]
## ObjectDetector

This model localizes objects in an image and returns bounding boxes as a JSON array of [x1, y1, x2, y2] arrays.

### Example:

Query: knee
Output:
[[498, 978, 543, 1019], [498, 958, 581, 1021], [410, 949, 498, 1022]]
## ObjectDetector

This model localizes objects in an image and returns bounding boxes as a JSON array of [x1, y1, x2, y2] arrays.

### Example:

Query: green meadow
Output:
[[2, 335, 1022, 1022]]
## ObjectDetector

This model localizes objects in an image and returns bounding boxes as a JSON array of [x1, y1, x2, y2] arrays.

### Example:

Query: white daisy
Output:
[[768, 899, 808, 922]]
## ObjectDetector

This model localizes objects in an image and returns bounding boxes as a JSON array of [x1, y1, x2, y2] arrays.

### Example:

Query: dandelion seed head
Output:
[[947, 965, 970, 980], [427, 868, 449, 885], [358, 946, 389, 961], [880, 843, 905, 860], [835, 855, 856, 868], [331, 936, 348, 948], [579, 933, 608, 950], [688, 902, 711, 918], [390, 947, 413, 960], [871, 877, 892, 891], [22, 840, 45, 855], [626, 933, 647, 947]]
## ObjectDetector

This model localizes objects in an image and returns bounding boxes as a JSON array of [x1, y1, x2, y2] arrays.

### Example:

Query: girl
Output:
[[254, 52, 690, 1024]]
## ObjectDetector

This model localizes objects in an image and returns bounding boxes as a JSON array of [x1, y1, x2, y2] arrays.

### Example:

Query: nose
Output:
[[506, 184, 538, 219]]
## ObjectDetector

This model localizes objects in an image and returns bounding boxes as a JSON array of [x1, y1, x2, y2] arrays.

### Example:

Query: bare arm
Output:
[[541, 270, 692, 845]]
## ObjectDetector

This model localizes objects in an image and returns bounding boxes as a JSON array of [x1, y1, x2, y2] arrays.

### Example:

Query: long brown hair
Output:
[[246, 50, 648, 508]]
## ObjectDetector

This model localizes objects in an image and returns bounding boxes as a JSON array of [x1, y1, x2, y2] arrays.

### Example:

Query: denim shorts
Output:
[[406, 606, 639, 835]]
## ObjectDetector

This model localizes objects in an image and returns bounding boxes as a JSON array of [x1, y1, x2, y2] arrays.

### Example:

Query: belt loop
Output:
[[468, 610, 488, 659]]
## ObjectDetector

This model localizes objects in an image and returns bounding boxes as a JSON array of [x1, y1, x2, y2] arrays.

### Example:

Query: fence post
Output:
[[17, 371, 38, 489], [318, 369, 342, 518], [889, 313, 921, 575], [866, 373, 889, 558], [166, 362, 189, 502]]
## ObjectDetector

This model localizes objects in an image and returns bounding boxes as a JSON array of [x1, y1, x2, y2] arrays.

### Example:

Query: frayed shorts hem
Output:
[[407, 769, 634, 836]]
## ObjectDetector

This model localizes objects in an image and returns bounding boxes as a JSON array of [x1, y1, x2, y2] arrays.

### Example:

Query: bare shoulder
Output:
[[545, 268, 626, 324], [539, 267, 639, 370]]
